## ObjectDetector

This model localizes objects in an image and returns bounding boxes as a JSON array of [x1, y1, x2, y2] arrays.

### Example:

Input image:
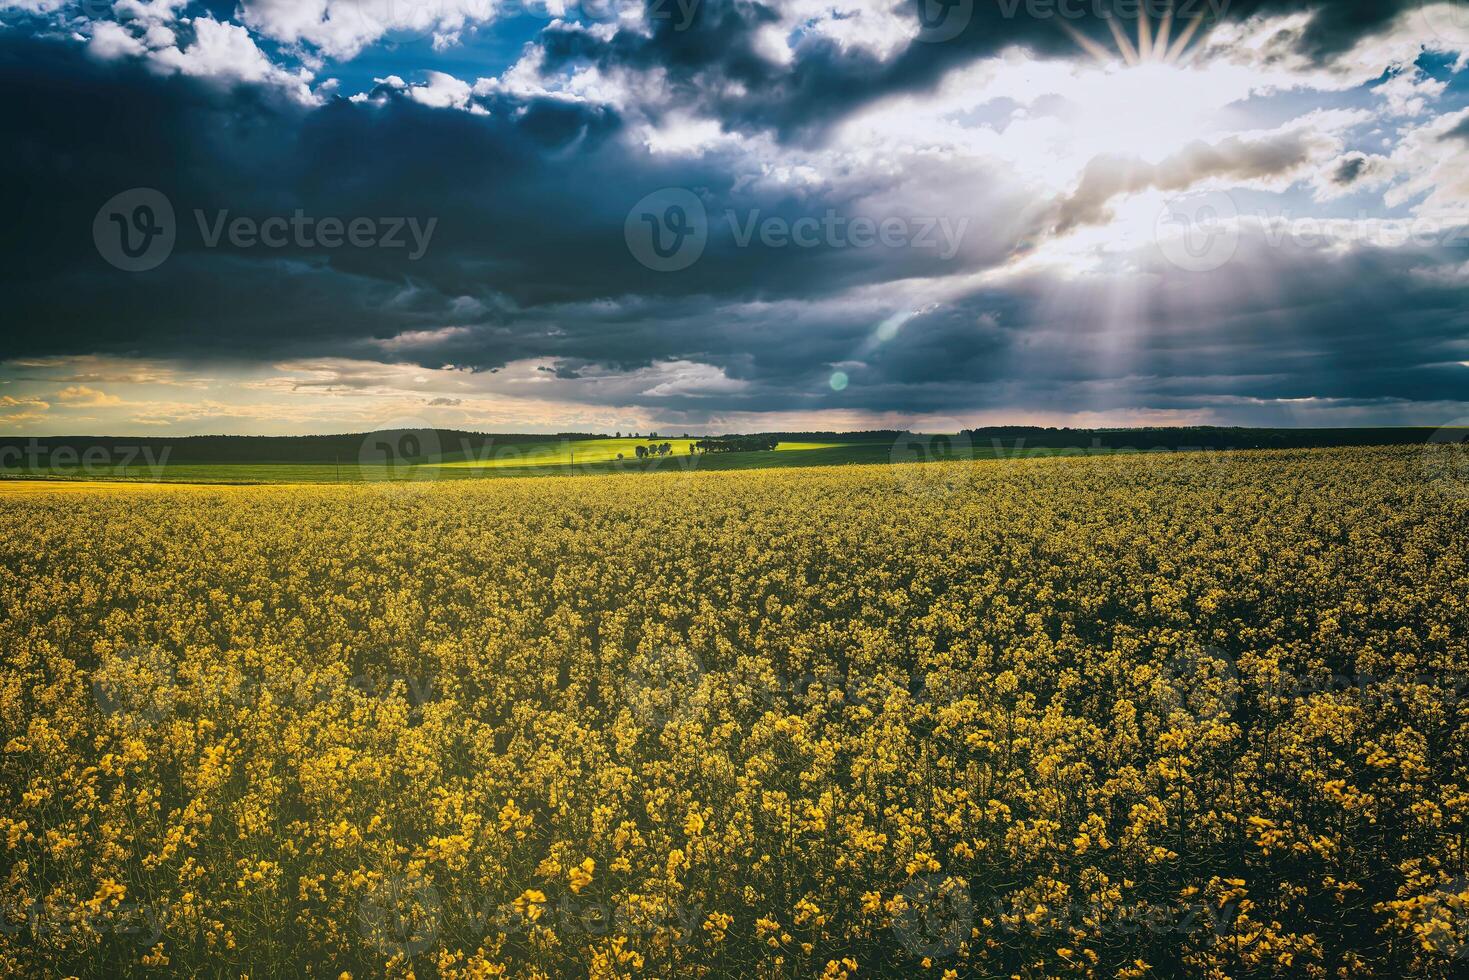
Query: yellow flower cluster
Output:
[[0, 446, 1466, 977]]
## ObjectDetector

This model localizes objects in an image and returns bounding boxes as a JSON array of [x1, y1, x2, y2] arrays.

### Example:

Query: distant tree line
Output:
[[694, 437, 780, 454], [634, 443, 675, 459], [959, 426, 1453, 452], [0, 431, 577, 464], [756, 430, 907, 444], [1, 427, 1452, 468]]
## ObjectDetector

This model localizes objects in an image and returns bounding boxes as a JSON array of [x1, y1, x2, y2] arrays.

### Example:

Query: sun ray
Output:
[[1138, 9, 1154, 62], [1154, 7, 1175, 62], [1060, 20, 1115, 66], [1165, 14, 1206, 63], [1108, 16, 1140, 66]]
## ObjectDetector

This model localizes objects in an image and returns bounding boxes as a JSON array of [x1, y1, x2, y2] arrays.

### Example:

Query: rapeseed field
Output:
[[2, 447, 1466, 978]]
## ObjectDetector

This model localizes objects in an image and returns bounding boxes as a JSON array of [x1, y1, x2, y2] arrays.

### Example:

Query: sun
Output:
[[1039, 1, 1228, 164]]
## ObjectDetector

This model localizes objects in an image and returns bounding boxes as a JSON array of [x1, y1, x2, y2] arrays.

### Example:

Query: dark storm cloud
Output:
[[792, 234, 1469, 417], [541, 0, 1424, 143], [542, 0, 1085, 141], [1260, 0, 1421, 58], [1443, 115, 1469, 142], [583, 227, 1469, 425], [0, 33, 1002, 372], [1331, 152, 1371, 184]]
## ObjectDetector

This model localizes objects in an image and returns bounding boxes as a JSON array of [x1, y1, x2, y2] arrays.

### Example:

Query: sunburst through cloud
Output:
[[1062, 0, 1212, 67]]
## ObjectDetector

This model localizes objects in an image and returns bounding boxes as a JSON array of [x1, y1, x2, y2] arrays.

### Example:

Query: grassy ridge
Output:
[[2, 428, 1458, 485], [0, 437, 1010, 484]]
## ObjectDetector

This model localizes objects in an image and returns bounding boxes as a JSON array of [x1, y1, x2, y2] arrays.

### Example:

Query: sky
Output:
[[1, 0, 1467, 436]]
